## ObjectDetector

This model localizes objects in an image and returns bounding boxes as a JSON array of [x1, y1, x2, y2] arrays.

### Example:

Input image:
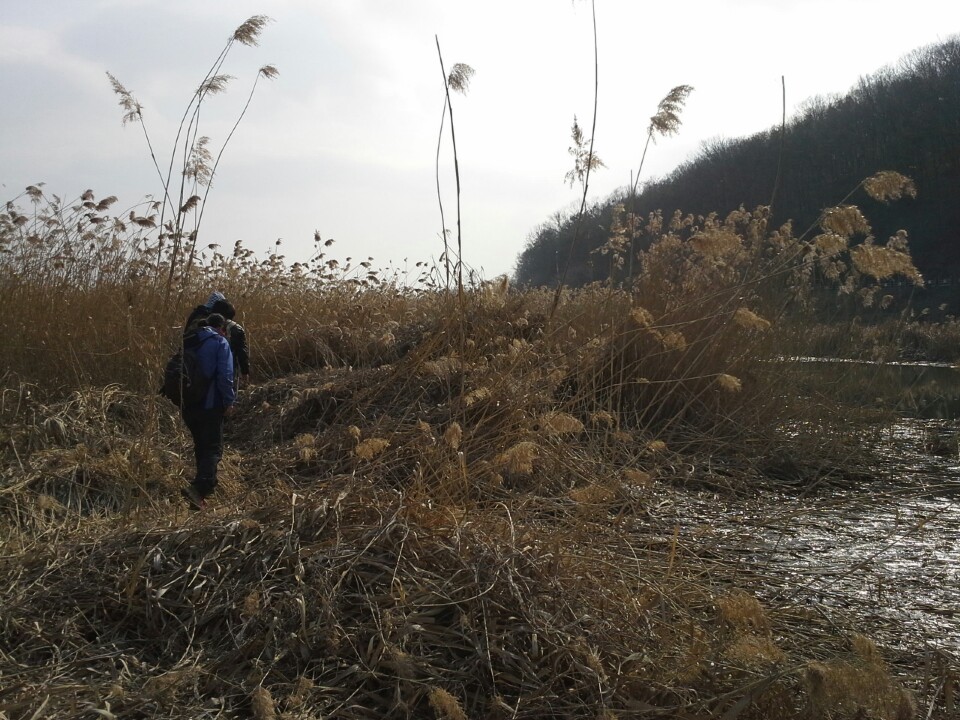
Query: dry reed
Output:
[[0, 177, 942, 718]]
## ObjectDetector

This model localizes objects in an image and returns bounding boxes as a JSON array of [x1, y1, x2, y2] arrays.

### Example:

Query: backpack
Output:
[[160, 333, 214, 408]]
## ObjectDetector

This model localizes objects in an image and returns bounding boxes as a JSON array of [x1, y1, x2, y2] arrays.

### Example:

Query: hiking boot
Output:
[[181, 485, 207, 510]]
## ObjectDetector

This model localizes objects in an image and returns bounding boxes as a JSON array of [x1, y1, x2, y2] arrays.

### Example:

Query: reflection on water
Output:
[[651, 418, 960, 659], [721, 480, 959, 657], [785, 357, 960, 418]]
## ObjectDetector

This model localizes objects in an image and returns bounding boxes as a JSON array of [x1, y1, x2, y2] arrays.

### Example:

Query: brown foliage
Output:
[[0, 185, 930, 719]]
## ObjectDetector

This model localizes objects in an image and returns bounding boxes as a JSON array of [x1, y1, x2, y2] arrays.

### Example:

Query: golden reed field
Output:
[[3, 12, 959, 719], [3, 166, 957, 719]]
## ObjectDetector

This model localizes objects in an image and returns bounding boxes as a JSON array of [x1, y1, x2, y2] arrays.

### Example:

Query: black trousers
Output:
[[181, 406, 225, 497]]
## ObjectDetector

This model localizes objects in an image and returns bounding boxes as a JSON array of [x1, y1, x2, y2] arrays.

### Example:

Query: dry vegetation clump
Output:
[[0, 178, 938, 718], [0, 478, 919, 719], [803, 635, 918, 720], [802, 317, 960, 364], [0, 187, 441, 397], [0, 384, 246, 536]]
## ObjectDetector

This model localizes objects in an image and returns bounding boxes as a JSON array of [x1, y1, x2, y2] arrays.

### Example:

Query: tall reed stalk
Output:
[[107, 15, 278, 310], [434, 38, 474, 296], [624, 84, 693, 285], [550, 0, 601, 322]]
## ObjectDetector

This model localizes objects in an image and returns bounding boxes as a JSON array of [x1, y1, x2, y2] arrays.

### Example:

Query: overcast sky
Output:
[[2, 1, 958, 280]]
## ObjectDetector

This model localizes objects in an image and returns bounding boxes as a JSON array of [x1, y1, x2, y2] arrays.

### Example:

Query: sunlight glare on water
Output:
[[655, 418, 960, 658]]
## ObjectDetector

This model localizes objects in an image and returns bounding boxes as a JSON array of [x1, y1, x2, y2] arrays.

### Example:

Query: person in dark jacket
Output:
[[180, 313, 236, 509], [210, 298, 251, 389], [183, 290, 226, 337]]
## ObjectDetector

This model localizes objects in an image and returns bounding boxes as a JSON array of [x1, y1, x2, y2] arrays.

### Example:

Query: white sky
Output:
[[2, 0, 958, 280]]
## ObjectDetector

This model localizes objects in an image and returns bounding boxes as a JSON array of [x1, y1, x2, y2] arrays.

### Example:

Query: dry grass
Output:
[[0, 182, 945, 718], [802, 317, 960, 364]]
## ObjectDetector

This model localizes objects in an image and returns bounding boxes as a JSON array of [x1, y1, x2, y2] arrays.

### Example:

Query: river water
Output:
[[651, 416, 960, 668], [778, 359, 959, 658], [787, 356, 960, 418]]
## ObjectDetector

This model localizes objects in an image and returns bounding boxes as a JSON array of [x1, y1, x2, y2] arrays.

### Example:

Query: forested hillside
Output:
[[515, 37, 960, 296]]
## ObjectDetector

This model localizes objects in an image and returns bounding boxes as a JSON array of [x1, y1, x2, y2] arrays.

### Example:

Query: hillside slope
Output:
[[516, 37, 960, 296]]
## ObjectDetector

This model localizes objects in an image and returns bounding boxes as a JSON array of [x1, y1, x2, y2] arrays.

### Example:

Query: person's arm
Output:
[[215, 338, 237, 407], [231, 322, 250, 376]]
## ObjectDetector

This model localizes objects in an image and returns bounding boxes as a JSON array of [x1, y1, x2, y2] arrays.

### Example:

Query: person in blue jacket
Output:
[[181, 312, 236, 509], [210, 298, 251, 390]]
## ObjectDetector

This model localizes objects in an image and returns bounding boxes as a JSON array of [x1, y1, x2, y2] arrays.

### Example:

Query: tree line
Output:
[[515, 37, 960, 291]]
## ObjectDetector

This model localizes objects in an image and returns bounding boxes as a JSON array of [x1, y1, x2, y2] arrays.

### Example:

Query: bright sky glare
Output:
[[2, 1, 958, 281]]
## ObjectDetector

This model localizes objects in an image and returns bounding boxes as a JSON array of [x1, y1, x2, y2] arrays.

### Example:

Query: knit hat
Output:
[[205, 291, 226, 309]]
